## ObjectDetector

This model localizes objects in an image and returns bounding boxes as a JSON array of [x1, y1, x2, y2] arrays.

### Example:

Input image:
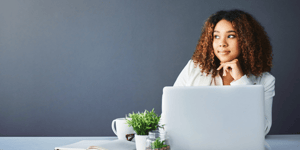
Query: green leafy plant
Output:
[[126, 108, 161, 135], [151, 137, 168, 149]]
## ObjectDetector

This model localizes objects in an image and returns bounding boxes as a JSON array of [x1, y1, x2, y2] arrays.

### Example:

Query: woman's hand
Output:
[[217, 59, 244, 81]]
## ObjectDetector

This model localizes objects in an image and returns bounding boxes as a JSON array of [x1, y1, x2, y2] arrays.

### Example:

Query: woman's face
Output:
[[213, 19, 240, 63]]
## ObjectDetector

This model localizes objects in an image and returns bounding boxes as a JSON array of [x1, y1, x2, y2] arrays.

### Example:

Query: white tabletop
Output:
[[0, 135, 299, 150]]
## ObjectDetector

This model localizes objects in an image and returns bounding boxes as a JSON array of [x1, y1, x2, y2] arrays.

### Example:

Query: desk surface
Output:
[[0, 135, 299, 150]]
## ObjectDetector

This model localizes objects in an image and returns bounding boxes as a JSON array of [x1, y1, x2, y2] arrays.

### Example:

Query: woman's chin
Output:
[[218, 57, 237, 63], [219, 59, 231, 63]]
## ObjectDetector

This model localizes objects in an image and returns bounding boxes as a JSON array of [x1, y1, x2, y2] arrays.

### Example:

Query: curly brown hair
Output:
[[192, 9, 273, 78]]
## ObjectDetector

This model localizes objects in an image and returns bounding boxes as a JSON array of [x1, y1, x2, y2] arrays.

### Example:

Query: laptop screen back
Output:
[[161, 85, 265, 150]]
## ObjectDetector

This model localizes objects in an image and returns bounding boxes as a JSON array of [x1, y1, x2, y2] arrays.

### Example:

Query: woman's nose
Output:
[[219, 43, 227, 47], [219, 39, 228, 47]]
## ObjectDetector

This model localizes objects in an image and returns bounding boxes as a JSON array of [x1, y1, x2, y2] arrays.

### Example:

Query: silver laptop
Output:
[[161, 85, 265, 150]]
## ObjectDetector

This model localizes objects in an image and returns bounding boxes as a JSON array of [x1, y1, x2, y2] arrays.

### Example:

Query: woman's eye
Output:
[[228, 35, 235, 38], [214, 35, 219, 39]]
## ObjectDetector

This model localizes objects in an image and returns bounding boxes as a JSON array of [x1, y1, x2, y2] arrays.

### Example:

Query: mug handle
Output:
[[111, 119, 117, 135]]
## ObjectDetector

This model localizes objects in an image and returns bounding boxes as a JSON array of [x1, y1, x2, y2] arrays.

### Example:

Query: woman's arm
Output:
[[230, 74, 253, 85], [261, 73, 275, 136], [230, 72, 275, 136]]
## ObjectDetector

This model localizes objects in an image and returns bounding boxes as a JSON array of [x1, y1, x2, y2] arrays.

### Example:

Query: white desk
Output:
[[0, 135, 299, 150]]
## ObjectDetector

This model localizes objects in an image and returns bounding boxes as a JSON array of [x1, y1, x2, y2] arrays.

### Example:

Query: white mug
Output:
[[111, 118, 135, 140]]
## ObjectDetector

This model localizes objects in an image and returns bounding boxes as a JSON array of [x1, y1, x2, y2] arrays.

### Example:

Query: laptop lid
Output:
[[162, 85, 265, 150]]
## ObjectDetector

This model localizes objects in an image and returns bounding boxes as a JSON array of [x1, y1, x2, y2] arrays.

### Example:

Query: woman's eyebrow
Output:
[[213, 30, 236, 33]]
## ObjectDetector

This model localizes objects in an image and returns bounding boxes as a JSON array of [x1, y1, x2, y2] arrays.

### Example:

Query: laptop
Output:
[[161, 85, 265, 150]]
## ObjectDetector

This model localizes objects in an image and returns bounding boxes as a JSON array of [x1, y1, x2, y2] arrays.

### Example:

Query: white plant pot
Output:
[[135, 134, 148, 150]]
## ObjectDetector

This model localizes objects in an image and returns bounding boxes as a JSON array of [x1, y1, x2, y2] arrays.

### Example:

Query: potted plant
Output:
[[126, 108, 161, 150], [147, 137, 170, 150]]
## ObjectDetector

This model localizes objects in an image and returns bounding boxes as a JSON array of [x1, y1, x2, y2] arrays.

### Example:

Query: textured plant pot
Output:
[[135, 134, 148, 150]]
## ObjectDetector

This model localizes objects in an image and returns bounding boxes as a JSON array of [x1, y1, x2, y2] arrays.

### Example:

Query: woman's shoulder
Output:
[[261, 72, 275, 79], [251, 72, 275, 85], [261, 72, 275, 86], [185, 59, 204, 75], [185, 59, 196, 68], [260, 72, 275, 82]]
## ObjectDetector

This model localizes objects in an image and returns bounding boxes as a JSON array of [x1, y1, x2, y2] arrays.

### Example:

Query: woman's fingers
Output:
[[223, 65, 229, 76], [218, 61, 235, 77], [223, 64, 233, 76], [218, 63, 230, 76], [217, 59, 244, 80], [217, 64, 223, 70], [226, 66, 232, 73]]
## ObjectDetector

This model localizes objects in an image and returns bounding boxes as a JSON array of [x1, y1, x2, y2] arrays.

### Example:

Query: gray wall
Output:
[[0, 0, 299, 136]]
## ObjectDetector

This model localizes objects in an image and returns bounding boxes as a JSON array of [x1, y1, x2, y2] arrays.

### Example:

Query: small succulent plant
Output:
[[151, 137, 168, 149]]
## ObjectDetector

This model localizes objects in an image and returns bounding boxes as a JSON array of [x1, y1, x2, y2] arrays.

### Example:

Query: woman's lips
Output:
[[218, 51, 230, 55]]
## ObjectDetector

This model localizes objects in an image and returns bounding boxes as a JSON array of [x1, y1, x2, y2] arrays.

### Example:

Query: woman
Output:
[[173, 9, 275, 136]]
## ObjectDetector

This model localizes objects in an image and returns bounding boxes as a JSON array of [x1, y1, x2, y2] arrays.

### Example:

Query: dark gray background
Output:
[[0, 0, 299, 136]]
